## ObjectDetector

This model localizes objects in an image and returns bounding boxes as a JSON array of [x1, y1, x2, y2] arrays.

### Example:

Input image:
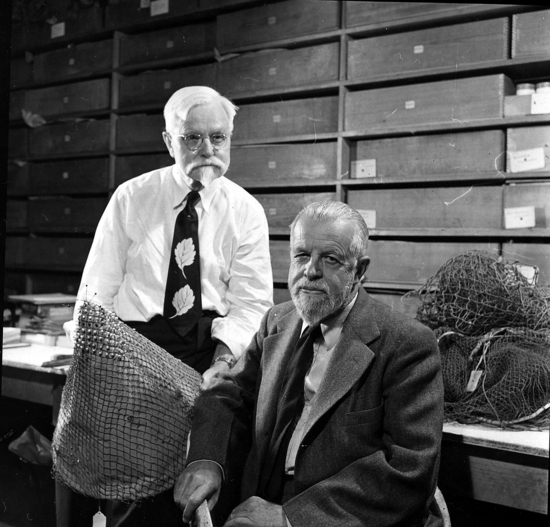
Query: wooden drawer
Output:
[[4, 272, 27, 295], [9, 91, 25, 121], [8, 127, 28, 158], [106, 0, 199, 30], [27, 273, 81, 295], [347, 186, 503, 230], [273, 286, 291, 305], [116, 114, 165, 151], [33, 40, 112, 83], [348, 18, 508, 80], [219, 43, 339, 96], [503, 183, 550, 230], [6, 200, 28, 232], [233, 97, 338, 140], [119, 64, 217, 108], [27, 237, 93, 270], [228, 143, 338, 187], [119, 21, 215, 66], [512, 9, 550, 58], [351, 130, 505, 180], [4, 236, 29, 267], [28, 197, 108, 233], [366, 240, 500, 285], [507, 126, 550, 174], [7, 162, 30, 196], [345, 74, 514, 131], [29, 158, 110, 195], [502, 243, 550, 287], [368, 291, 420, 319], [29, 120, 110, 157], [10, 57, 33, 89], [252, 192, 335, 231], [270, 240, 290, 282], [217, 0, 340, 50], [25, 79, 110, 118], [115, 154, 173, 186]]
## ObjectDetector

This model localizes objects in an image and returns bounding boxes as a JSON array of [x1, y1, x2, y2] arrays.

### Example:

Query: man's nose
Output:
[[304, 257, 322, 280], [199, 137, 214, 156]]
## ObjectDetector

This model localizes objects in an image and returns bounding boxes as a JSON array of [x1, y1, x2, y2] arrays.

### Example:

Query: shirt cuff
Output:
[[185, 459, 225, 483]]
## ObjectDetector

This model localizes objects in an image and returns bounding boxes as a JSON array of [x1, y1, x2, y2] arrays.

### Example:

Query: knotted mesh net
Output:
[[51, 301, 202, 500]]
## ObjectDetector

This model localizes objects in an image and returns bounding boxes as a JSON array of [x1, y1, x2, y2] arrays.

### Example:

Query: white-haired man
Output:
[[60, 86, 273, 525]]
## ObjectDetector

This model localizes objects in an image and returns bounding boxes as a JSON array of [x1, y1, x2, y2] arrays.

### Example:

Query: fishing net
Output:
[[416, 250, 550, 336], [51, 301, 202, 501]]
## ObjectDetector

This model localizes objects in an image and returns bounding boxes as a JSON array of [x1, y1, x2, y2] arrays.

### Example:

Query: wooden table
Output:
[[440, 421, 549, 515]]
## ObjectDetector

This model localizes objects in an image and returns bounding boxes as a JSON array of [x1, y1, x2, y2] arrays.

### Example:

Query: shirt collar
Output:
[[171, 164, 222, 214]]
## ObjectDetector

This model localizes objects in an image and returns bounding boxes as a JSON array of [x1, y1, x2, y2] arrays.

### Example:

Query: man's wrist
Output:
[[211, 354, 236, 368]]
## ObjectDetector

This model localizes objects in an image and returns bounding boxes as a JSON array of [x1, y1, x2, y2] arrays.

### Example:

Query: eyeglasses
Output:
[[169, 132, 229, 152]]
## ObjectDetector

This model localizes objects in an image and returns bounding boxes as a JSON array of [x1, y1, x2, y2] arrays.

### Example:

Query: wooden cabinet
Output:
[[512, 9, 550, 58], [116, 114, 165, 151]]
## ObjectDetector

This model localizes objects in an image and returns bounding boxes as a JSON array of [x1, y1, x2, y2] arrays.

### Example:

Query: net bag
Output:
[[52, 301, 202, 500]]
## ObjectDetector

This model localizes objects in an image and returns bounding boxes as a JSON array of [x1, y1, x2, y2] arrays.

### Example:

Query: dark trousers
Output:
[[56, 312, 220, 527]]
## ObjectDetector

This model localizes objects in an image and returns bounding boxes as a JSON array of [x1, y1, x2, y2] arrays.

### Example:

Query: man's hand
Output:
[[174, 461, 223, 524], [63, 319, 77, 344], [224, 497, 287, 527], [201, 361, 230, 390]]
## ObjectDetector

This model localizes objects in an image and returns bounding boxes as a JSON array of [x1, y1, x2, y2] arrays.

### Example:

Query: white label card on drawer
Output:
[[269, 67, 277, 76], [273, 115, 281, 123], [531, 93, 550, 115], [508, 147, 545, 173], [268, 16, 277, 25], [357, 210, 376, 229], [268, 208, 277, 216], [68, 58, 75, 66], [164, 81, 172, 90], [405, 100, 415, 110], [504, 206, 536, 229], [151, 0, 169, 16], [466, 370, 483, 392], [268, 161, 276, 169], [140, 0, 151, 7], [51, 22, 65, 39], [62, 172, 69, 179], [413, 45, 424, 54], [352, 159, 376, 178]]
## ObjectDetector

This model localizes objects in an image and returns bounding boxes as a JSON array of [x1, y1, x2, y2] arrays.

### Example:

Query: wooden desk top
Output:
[[2, 343, 73, 375]]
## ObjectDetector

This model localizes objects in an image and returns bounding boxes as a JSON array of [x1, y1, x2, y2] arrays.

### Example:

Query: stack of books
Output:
[[2, 327, 27, 348]]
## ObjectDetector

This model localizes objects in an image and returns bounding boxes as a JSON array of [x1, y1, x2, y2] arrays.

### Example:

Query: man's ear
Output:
[[162, 131, 175, 158], [355, 256, 370, 281]]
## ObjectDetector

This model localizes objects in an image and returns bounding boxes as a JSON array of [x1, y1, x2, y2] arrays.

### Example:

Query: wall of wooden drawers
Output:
[[6, 0, 550, 310]]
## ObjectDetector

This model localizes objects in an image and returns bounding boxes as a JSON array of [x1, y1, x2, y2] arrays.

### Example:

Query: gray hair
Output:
[[290, 200, 369, 259], [163, 86, 238, 133]]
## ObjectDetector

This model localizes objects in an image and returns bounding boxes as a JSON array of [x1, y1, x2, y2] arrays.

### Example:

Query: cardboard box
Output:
[[26, 237, 93, 270], [33, 40, 112, 84], [502, 243, 550, 287], [503, 183, 550, 229], [116, 114, 165, 151], [504, 94, 550, 117], [217, 0, 340, 50], [233, 97, 338, 141], [115, 154, 173, 186], [8, 127, 28, 159], [506, 126, 550, 174], [348, 18, 508, 80], [119, 64, 217, 108], [6, 200, 28, 232], [29, 158, 110, 195], [119, 20, 215, 66], [351, 130, 505, 180], [7, 162, 30, 196], [512, 9, 550, 58], [219, 43, 339, 96], [227, 143, 338, 186], [345, 74, 514, 131], [25, 79, 110, 118], [29, 120, 110, 156], [347, 186, 503, 230]]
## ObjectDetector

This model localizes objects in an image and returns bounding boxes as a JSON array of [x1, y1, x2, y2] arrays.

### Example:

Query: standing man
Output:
[[60, 86, 273, 525], [175, 201, 444, 526]]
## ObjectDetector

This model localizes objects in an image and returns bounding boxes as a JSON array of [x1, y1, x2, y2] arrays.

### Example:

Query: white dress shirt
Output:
[[74, 164, 273, 358]]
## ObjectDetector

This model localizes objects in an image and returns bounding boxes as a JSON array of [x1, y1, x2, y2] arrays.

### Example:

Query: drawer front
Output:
[[352, 130, 505, 180], [116, 114, 166, 151], [217, 0, 340, 50], [27, 237, 93, 269], [366, 240, 500, 285], [253, 192, 335, 230], [348, 18, 508, 79], [120, 21, 215, 65], [5, 236, 29, 267], [502, 243, 550, 287], [345, 75, 514, 130], [8, 127, 28, 158], [33, 39, 113, 83], [507, 126, 550, 174], [503, 183, 550, 230], [30, 120, 110, 156], [270, 240, 291, 282], [234, 97, 339, 140], [273, 286, 291, 305], [228, 143, 338, 186], [369, 291, 420, 319], [27, 273, 81, 295], [119, 63, 217, 108], [28, 198, 108, 233], [6, 200, 28, 232], [220, 43, 339, 96], [10, 57, 33, 89], [29, 158, 110, 195], [4, 272, 27, 295], [115, 154, 173, 186], [347, 186, 503, 229], [7, 162, 30, 196], [512, 9, 550, 58], [9, 91, 25, 121], [25, 79, 110, 118]]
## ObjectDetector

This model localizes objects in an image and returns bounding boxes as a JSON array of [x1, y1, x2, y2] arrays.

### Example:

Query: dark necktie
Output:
[[262, 324, 321, 502], [163, 191, 202, 337]]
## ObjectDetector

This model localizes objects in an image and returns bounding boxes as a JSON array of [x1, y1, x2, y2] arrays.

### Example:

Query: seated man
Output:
[[174, 200, 445, 526]]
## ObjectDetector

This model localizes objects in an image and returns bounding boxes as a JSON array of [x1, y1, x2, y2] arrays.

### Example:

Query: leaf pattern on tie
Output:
[[174, 238, 195, 279], [170, 285, 195, 318]]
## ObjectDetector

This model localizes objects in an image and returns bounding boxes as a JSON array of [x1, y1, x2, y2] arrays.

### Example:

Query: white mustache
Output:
[[294, 279, 330, 294]]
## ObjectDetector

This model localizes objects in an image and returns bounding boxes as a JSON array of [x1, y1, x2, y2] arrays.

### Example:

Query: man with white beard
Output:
[[174, 200, 445, 527]]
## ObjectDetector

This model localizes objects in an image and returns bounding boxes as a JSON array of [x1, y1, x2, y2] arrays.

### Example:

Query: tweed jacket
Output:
[[187, 288, 444, 526]]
